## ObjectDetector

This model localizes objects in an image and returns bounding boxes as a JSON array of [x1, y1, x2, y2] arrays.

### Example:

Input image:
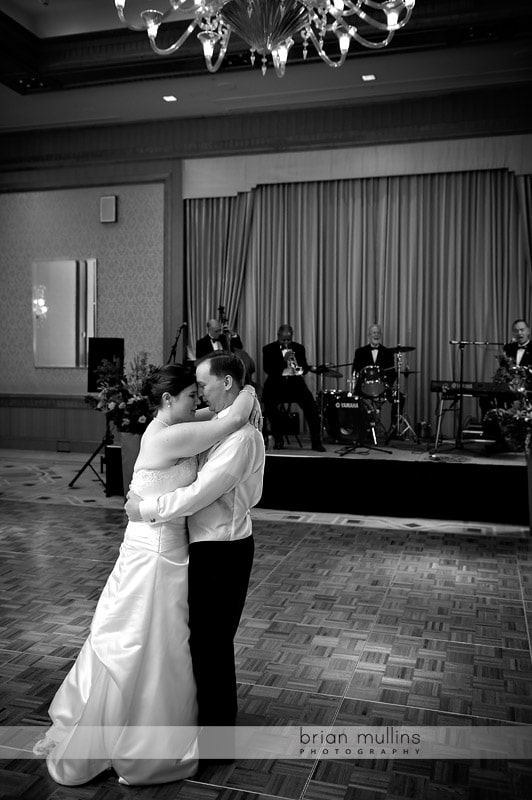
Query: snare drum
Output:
[[356, 365, 385, 399]]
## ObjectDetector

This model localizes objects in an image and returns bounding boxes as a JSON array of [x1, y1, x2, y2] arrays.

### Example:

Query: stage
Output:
[[0, 437, 526, 530], [258, 435, 529, 527]]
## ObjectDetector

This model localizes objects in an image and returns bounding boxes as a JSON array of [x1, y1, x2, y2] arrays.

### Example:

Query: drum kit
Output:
[[316, 345, 419, 449]]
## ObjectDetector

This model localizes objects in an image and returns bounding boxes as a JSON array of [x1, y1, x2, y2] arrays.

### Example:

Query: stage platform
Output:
[[258, 435, 529, 527]]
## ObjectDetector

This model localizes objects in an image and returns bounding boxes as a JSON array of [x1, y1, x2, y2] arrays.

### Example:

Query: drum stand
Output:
[[387, 356, 419, 443]]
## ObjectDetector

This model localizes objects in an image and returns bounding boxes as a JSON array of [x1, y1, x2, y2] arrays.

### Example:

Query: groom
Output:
[[125, 352, 265, 748]]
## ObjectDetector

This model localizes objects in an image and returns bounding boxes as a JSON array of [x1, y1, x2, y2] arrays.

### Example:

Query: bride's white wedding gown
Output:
[[38, 459, 199, 786]]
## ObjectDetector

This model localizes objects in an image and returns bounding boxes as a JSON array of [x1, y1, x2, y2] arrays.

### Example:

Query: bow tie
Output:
[[517, 345, 526, 350]]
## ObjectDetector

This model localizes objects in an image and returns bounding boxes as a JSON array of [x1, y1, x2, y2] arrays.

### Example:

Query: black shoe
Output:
[[312, 442, 326, 452]]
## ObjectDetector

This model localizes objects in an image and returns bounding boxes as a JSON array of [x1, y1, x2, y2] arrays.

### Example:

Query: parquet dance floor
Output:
[[0, 450, 531, 799]]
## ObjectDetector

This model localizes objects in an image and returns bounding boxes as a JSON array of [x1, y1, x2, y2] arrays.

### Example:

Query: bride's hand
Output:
[[249, 396, 263, 431]]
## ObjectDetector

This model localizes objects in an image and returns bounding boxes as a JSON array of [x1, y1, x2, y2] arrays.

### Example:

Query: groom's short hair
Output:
[[197, 351, 245, 388]]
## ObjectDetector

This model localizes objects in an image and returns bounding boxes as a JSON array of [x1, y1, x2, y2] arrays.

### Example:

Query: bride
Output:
[[34, 363, 259, 786]]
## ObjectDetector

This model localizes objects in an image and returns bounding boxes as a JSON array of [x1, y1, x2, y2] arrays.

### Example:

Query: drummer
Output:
[[352, 323, 397, 393]]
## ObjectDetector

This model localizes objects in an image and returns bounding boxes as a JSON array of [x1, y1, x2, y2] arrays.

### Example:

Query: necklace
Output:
[[153, 416, 170, 428]]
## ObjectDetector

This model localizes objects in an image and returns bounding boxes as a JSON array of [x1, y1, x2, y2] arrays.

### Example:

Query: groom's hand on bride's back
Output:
[[125, 491, 143, 522]]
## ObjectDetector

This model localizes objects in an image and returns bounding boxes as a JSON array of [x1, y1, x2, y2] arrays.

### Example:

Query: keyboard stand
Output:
[[433, 394, 458, 452]]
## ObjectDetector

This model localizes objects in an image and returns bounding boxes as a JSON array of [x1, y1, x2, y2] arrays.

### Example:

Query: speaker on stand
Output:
[[324, 394, 364, 443], [69, 337, 125, 495], [87, 337, 124, 393], [324, 393, 392, 456]]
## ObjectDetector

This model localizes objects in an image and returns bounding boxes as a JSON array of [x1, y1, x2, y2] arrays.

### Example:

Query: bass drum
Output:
[[322, 391, 365, 443], [355, 365, 386, 399]]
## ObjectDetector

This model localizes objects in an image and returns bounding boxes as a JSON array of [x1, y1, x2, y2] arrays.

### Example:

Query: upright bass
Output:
[[217, 304, 256, 387]]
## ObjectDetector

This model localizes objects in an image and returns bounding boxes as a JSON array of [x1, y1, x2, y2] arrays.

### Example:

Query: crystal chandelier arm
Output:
[[342, 0, 416, 32], [148, 20, 198, 56], [325, 1, 415, 33], [348, 24, 393, 48], [199, 26, 232, 73], [307, 28, 349, 69], [114, 0, 173, 32]]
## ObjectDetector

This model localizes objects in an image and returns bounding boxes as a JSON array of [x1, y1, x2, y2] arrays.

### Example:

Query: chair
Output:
[[276, 402, 302, 448]]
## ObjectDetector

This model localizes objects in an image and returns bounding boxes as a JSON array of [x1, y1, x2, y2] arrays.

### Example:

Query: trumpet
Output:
[[282, 348, 304, 377]]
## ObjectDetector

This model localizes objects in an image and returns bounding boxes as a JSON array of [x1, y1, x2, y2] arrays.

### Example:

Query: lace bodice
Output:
[[129, 458, 198, 499]]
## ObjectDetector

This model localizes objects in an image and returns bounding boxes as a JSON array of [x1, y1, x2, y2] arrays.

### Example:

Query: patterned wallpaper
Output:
[[0, 183, 164, 394]]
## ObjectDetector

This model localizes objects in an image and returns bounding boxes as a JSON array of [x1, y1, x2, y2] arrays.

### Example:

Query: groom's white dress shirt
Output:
[[138, 408, 265, 543]]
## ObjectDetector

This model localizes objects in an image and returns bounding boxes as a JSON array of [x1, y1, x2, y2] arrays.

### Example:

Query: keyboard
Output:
[[430, 380, 514, 398]]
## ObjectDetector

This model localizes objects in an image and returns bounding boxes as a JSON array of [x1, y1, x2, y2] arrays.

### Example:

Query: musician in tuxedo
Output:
[[262, 324, 325, 452], [196, 318, 257, 389], [504, 319, 532, 373], [195, 318, 243, 360], [482, 319, 532, 450], [352, 324, 408, 438], [352, 324, 397, 388]]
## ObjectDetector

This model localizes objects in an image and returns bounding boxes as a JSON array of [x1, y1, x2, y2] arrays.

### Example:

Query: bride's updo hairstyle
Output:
[[142, 364, 196, 412]]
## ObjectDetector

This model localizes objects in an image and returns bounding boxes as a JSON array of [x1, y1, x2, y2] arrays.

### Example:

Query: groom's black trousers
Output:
[[187, 535, 254, 728]]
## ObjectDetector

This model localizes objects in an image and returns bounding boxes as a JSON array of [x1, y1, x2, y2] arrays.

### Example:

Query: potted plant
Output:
[[86, 352, 155, 493]]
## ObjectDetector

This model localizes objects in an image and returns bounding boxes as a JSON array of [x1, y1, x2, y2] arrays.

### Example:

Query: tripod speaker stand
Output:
[[69, 414, 115, 495]]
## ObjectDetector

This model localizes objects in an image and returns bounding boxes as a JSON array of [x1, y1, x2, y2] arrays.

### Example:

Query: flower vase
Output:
[[120, 432, 141, 497]]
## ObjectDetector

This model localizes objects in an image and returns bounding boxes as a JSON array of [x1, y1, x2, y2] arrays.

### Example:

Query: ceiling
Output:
[[1, 0, 532, 134]]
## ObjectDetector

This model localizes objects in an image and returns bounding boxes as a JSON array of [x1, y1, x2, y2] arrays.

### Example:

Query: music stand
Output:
[[69, 413, 114, 494]]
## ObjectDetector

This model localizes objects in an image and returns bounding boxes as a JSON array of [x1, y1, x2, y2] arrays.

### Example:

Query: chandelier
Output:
[[115, 0, 416, 78]]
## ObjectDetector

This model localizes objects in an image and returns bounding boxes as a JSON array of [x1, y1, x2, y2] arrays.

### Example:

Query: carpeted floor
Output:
[[0, 450, 531, 799]]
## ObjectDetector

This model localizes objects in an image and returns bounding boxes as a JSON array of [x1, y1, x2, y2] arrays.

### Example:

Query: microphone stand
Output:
[[167, 323, 187, 364], [448, 339, 504, 449]]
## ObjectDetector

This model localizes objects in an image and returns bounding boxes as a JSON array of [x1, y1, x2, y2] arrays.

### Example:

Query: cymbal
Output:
[[391, 345, 416, 353], [313, 364, 342, 378], [402, 368, 420, 375]]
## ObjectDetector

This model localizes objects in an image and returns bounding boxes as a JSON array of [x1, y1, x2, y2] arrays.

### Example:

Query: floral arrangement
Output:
[[484, 354, 532, 452], [86, 351, 156, 435]]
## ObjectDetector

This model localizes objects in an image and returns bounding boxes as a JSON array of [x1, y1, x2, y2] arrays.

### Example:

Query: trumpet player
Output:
[[262, 324, 325, 452]]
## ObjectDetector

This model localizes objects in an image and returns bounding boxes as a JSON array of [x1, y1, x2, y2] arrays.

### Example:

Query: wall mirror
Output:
[[33, 259, 97, 368]]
